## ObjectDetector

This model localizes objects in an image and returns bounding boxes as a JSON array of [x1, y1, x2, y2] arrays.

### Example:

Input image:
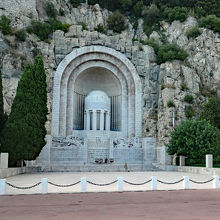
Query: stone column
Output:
[[179, 156, 185, 166], [106, 112, 110, 131], [100, 110, 104, 131], [206, 154, 213, 168], [92, 110, 97, 130], [84, 111, 86, 130], [86, 111, 90, 130]]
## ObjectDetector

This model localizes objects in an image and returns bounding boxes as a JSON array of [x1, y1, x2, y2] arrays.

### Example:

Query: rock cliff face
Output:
[[0, 1, 219, 145]]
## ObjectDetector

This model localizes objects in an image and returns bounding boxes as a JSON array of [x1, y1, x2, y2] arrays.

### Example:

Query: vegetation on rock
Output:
[[167, 100, 175, 108], [27, 19, 70, 41], [15, 29, 27, 41], [185, 106, 195, 119], [184, 94, 194, 104], [95, 24, 107, 34], [163, 6, 188, 23], [69, 0, 84, 7], [0, 15, 12, 35], [45, 2, 58, 18], [107, 11, 126, 33], [0, 57, 48, 164], [157, 43, 188, 64], [199, 15, 220, 34], [87, 0, 220, 35], [185, 26, 201, 39]]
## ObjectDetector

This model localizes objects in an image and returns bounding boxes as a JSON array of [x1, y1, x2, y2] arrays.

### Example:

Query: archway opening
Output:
[[74, 67, 122, 131]]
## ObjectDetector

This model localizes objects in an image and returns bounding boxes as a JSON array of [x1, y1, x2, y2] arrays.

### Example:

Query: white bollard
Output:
[[117, 177, 123, 192], [0, 179, 6, 195], [213, 175, 219, 189], [151, 176, 157, 190], [179, 156, 185, 166], [206, 154, 213, 168], [183, 176, 189, 190], [81, 177, 87, 193], [0, 153, 9, 169], [41, 178, 48, 194]]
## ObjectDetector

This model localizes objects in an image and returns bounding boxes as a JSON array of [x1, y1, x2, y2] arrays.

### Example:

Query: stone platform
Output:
[[39, 163, 157, 172]]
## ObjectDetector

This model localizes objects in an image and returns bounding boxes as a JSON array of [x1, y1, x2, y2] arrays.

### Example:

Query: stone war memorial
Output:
[[35, 46, 160, 171], [0, 1, 219, 172]]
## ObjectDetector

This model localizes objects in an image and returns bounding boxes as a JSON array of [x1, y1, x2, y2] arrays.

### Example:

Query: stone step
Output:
[[88, 148, 109, 163], [37, 164, 158, 172]]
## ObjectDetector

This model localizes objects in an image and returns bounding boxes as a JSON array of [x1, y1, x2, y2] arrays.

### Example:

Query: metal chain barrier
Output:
[[6, 182, 41, 190], [189, 178, 214, 184], [87, 180, 117, 186], [48, 181, 81, 187], [157, 179, 184, 185], [124, 179, 152, 186]]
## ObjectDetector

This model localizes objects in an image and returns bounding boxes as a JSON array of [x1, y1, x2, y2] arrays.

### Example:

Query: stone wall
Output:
[[0, 2, 219, 146], [0, 167, 35, 178]]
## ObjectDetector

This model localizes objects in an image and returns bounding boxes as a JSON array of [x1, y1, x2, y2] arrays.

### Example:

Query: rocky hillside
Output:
[[0, 0, 219, 146]]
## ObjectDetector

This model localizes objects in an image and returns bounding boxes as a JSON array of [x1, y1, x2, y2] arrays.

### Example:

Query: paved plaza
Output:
[[2, 171, 216, 195], [1, 190, 220, 220]]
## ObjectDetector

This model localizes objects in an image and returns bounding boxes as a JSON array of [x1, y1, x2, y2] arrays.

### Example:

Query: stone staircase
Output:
[[36, 163, 159, 172], [88, 148, 109, 163]]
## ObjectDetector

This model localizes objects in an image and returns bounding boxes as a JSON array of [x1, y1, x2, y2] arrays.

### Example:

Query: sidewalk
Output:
[[2, 171, 216, 195]]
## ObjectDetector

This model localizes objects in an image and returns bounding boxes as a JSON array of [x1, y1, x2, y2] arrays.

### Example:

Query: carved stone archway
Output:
[[51, 46, 142, 137]]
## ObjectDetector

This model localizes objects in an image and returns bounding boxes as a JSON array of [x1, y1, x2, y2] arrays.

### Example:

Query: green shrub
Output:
[[139, 45, 143, 51], [15, 29, 27, 41], [167, 120, 220, 161], [199, 98, 220, 129], [0, 15, 12, 35], [32, 48, 41, 57], [61, 23, 71, 33], [27, 19, 65, 41], [199, 15, 220, 34], [94, 24, 107, 34], [27, 21, 52, 41], [79, 22, 88, 31], [107, 11, 126, 33], [133, 1, 144, 17], [143, 24, 154, 36], [157, 43, 188, 64], [143, 4, 160, 26], [185, 106, 195, 119], [167, 100, 175, 108], [59, 8, 65, 16], [184, 94, 194, 104], [119, 0, 132, 12], [145, 38, 159, 54], [185, 26, 201, 38], [69, 0, 84, 7], [163, 6, 188, 23], [47, 18, 63, 31], [180, 83, 188, 91], [45, 2, 57, 18]]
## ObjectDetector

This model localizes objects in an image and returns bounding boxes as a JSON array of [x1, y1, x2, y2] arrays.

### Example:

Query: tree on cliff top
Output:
[[0, 56, 48, 164]]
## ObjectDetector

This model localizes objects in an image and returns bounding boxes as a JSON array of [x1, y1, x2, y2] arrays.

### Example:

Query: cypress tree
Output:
[[0, 56, 48, 163], [0, 71, 7, 134]]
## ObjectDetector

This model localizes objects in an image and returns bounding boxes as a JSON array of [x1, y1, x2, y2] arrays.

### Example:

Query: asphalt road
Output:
[[1, 189, 220, 220]]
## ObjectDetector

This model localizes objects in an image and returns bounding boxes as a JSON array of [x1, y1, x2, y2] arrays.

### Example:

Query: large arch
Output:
[[51, 46, 142, 137]]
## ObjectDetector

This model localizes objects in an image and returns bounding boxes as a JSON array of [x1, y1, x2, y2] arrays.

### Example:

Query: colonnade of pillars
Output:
[[84, 110, 110, 131]]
